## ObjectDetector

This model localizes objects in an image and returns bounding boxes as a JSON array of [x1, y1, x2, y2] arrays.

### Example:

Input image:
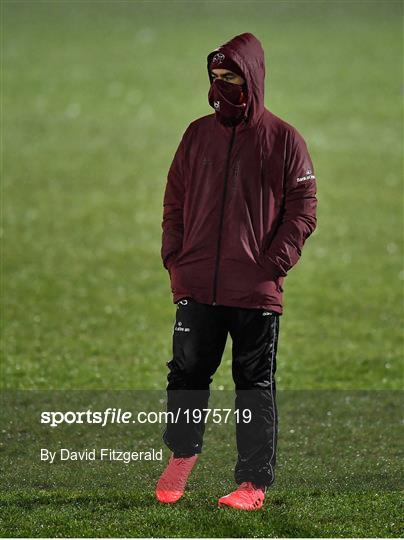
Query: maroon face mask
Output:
[[208, 79, 247, 123]]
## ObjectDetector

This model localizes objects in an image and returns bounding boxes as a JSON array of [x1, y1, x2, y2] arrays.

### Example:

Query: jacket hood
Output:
[[207, 32, 266, 127]]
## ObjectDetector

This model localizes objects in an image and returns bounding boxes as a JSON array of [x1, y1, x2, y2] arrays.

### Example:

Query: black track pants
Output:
[[162, 297, 280, 489]]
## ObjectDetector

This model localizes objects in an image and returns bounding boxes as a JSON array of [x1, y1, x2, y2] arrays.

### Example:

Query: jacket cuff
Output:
[[260, 254, 286, 280]]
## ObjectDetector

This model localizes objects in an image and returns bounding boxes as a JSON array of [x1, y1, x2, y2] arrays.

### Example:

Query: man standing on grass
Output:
[[156, 32, 317, 510]]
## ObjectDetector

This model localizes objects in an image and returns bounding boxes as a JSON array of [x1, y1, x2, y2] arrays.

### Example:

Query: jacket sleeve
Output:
[[262, 128, 318, 278], [161, 124, 192, 271]]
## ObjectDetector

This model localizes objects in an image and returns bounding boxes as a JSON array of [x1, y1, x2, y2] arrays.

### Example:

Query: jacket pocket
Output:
[[166, 251, 181, 271], [257, 252, 277, 280], [275, 277, 284, 293], [258, 253, 284, 293]]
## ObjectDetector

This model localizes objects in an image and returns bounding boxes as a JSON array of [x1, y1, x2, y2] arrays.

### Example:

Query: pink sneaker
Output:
[[155, 454, 199, 503], [218, 481, 265, 510]]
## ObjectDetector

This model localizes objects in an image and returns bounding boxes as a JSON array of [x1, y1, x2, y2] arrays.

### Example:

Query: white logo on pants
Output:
[[174, 321, 191, 332]]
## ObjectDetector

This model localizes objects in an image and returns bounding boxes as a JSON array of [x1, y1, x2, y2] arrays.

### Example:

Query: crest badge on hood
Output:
[[212, 52, 225, 64]]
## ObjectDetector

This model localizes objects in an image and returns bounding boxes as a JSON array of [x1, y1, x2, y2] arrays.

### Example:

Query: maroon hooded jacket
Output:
[[161, 32, 317, 315]]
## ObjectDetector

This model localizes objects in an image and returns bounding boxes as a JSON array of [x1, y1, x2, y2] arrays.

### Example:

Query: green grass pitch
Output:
[[1, 0, 402, 537]]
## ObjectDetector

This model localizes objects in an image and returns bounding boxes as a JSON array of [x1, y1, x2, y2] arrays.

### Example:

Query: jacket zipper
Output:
[[212, 125, 236, 305]]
